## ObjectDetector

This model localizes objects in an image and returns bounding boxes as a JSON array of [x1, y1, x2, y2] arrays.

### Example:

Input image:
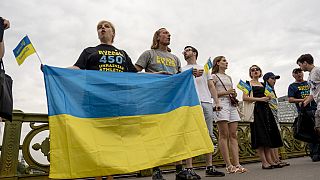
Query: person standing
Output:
[[135, 28, 181, 180], [135, 28, 180, 74], [181, 46, 225, 179], [71, 20, 137, 180], [288, 67, 319, 162], [297, 54, 320, 136], [71, 20, 136, 73], [211, 56, 247, 173], [263, 72, 289, 167], [242, 65, 283, 169]]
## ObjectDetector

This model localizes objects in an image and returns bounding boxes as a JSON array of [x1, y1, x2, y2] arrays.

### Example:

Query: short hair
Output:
[[249, 65, 262, 78], [292, 68, 302, 74], [151, 28, 171, 52], [296, 54, 314, 65], [184, 46, 198, 59], [97, 20, 115, 43]]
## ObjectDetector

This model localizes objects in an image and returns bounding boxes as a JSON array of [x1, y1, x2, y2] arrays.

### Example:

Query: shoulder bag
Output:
[[242, 81, 255, 122], [215, 74, 239, 107], [0, 59, 13, 121]]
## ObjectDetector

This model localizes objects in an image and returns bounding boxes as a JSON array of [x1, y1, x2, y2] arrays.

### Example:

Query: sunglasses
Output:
[[270, 77, 276, 80], [250, 68, 260, 72]]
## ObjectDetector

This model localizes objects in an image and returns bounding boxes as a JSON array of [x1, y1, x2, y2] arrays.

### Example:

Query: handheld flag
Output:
[[43, 66, 214, 179], [237, 80, 251, 94], [264, 83, 273, 96], [13, 35, 36, 65], [237, 79, 251, 94], [204, 57, 213, 73]]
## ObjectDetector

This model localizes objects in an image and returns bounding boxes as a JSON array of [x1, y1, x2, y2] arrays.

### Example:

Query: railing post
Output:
[[0, 115, 23, 180]]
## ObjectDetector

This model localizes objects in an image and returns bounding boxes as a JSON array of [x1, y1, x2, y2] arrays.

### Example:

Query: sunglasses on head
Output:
[[250, 67, 260, 72]]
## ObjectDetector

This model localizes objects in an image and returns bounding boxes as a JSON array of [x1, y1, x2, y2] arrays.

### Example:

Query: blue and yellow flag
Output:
[[13, 35, 36, 65], [264, 83, 273, 96], [43, 65, 214, 179], [204, 57, 213, 73], [237, 80, 251, 94]]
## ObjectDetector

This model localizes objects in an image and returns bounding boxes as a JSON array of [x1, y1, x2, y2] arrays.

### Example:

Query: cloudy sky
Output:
[[1, 0, 320, 114]]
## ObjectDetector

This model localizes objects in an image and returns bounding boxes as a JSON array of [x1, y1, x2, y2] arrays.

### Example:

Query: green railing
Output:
[[0, 110, 307, 179]]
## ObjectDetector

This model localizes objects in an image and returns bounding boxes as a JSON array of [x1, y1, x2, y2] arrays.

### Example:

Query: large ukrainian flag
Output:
[[43, 65, 214, 179]]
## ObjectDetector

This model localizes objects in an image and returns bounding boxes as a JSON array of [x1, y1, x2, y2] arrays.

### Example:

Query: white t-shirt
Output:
[[182, 64, 213, 103], [308, 66, 320, 102]]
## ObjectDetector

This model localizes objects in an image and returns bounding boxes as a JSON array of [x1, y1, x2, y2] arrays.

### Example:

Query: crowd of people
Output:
[[1, 18, 320, 180]]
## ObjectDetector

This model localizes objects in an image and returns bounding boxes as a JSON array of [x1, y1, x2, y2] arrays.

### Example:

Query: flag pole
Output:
[[26, 34, 43, 64]]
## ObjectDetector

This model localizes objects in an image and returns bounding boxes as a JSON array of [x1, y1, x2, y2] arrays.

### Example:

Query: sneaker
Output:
[[176, 169, 196, 180], [205, 167, 225, 177], [152, 169, 166, 180], [312, 155, 320, 162], [188, 169, 201, 179]]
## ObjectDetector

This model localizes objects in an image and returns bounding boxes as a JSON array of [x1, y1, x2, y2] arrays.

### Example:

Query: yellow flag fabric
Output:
[[43, 65, 214, 179], [203, 57, 213, 73], [12, 35, 36, 65]]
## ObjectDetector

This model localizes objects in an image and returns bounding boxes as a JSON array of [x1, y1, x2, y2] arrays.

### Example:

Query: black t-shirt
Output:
[[288, 81, 317, 112], [74, 44, 137, 72]]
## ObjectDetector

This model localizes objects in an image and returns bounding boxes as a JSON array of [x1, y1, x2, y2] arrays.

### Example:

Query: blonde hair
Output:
[[97, 20, 115, 43], [211, 56, 225, 74], [151, 28, 171, 52]]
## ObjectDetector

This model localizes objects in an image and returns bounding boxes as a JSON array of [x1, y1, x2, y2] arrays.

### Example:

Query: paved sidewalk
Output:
[[117, 157, 320, 180]]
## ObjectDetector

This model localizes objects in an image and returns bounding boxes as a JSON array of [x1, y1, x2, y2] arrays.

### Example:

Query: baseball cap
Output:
[[263, 72, 280, 81], [292, 68, 302, 73]]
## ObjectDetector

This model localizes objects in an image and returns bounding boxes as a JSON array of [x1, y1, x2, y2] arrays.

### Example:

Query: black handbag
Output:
[[292, 108, 320, 143], [0, 59, 13, 121]]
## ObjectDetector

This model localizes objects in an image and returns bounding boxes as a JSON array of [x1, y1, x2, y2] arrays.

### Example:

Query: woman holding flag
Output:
[[263, 72, 289, 167], [211, 56, 247, 173], [242, 65, 283, 169]]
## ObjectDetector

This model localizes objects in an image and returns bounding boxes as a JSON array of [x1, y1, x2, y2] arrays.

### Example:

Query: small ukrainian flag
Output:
[[237, 79, 252, 94], [264, 83, 273, 96], [13, 35, 36, 65], [204, 57, 213, 73]]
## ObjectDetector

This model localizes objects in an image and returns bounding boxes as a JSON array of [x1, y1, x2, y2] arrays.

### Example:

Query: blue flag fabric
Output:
[[43, 65, 214, 179], [237, 79, 252, 94], [204, 57, 213, 73], [12, 35, 36, 65], [264, 83, 273, 96]]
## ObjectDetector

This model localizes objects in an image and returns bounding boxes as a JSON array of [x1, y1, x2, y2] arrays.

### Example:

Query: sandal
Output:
[[234, 165, 248, 173], [278, 160, 290, 166], [226, 165, 236, 173]]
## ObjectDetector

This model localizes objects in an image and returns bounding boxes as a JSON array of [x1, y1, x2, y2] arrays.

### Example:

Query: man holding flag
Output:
[[181, 45, 225, 178], [70, 20, 136, 180]]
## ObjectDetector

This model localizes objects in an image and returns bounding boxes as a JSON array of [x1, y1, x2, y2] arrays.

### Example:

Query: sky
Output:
[[1, 0, 320, 114]]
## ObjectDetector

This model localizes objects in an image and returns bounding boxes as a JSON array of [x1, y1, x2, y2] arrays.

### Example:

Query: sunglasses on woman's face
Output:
[[250, 68, 260, 72]]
